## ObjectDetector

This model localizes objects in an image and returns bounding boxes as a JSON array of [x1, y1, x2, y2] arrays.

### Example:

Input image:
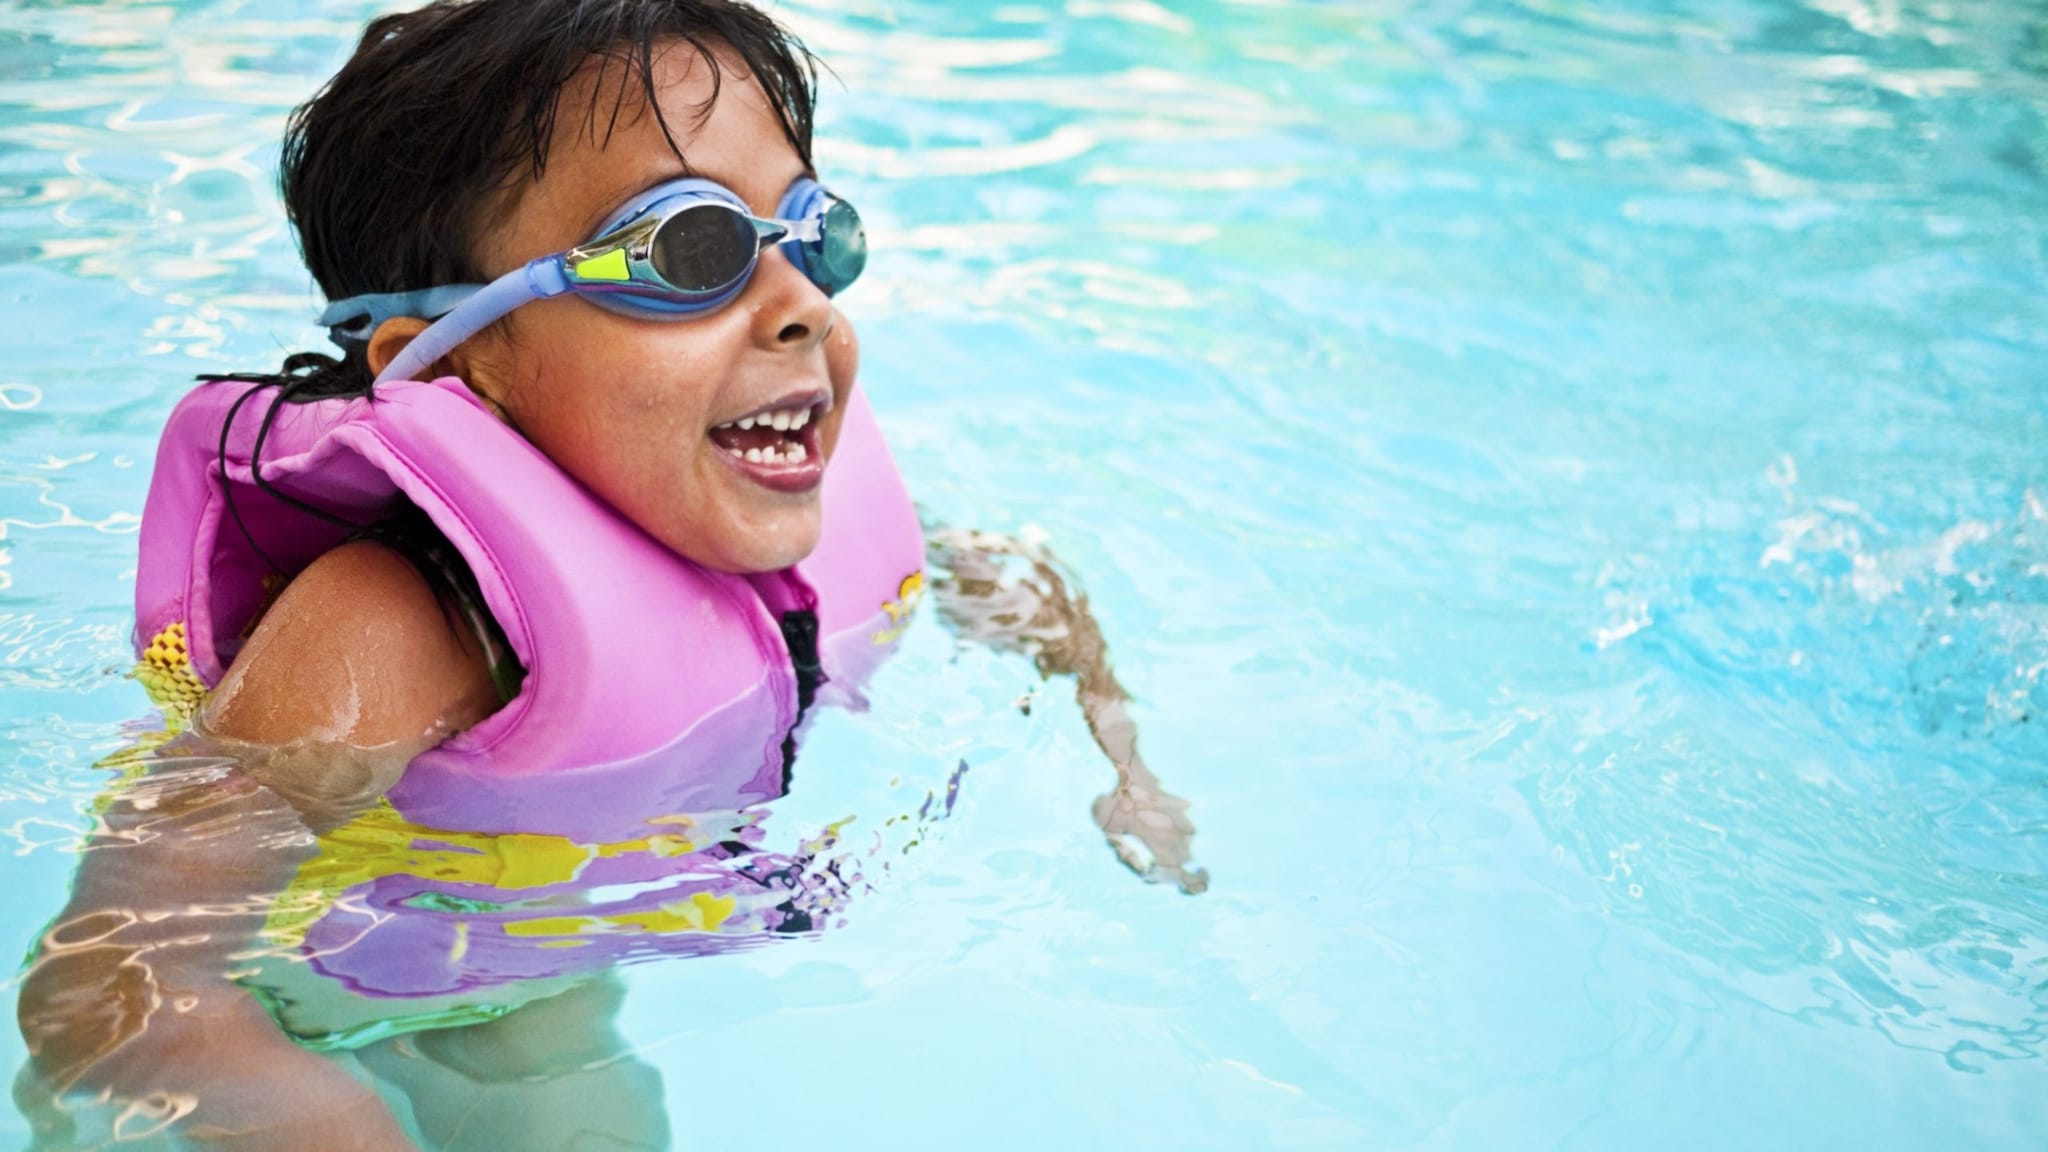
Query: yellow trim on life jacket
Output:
[[871, 568, 925, 645], [92, 620, 210, 790], [134, 621, 207, 729], [501, 891, 738, 941], [262, 801, 709, 951]]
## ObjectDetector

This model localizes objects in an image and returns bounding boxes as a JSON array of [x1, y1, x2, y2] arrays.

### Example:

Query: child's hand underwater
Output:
[[1095, 774, 1208, 895]]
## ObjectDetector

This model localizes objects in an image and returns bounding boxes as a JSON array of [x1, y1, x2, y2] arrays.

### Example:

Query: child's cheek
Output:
[[827, 311, 860, 384], [824, 312, 859, 459]]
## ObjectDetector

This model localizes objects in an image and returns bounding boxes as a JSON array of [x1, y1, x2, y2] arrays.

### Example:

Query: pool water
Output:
[[4, 0, 2048, 1147]]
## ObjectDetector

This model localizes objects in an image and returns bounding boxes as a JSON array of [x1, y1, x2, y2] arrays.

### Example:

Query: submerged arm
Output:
[[926, 527, 1207, 895], [17, 743, 417, 1151], [16, 542, 498, 1151]]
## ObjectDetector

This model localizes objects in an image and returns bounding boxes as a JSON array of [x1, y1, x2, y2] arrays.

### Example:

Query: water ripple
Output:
[[4, 0, 2048, 1143]]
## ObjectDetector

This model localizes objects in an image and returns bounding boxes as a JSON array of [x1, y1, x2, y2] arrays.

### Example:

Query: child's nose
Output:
[[749, 247, 833, 351]]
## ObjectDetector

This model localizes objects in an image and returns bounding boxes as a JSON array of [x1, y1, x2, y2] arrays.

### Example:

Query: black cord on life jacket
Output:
[[777, 608, 825, 792]]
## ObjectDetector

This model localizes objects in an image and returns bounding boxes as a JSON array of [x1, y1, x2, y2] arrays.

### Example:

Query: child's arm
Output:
[[204, 540, 502, 750], [17, 541, 498, 1150], [926, 528, 1208, 895], [17, 755, 420, 1152]]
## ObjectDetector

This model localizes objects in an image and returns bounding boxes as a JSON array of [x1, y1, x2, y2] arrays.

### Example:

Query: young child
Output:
[[17, 1, 1199, 1147]]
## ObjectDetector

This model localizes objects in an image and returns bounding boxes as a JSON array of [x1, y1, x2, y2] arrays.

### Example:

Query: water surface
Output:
[[3, 0, 2047, 1147]]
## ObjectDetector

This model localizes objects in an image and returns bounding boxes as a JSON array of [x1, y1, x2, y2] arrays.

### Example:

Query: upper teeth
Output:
[[719, 405, 812, 434], [736, 441, 808, 465]]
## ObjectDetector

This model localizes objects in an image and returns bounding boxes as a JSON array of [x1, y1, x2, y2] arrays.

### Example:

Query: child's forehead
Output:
[[555, 39, 789, 176], [483, 39, 804, 259]]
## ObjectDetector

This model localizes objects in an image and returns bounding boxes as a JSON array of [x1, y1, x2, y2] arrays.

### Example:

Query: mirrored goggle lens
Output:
[[809, 199, 867, 295], [648, 204, 760, 294]]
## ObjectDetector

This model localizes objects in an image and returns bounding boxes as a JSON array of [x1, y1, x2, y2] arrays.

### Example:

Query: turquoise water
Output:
[[5, 0, 2048, 1146]]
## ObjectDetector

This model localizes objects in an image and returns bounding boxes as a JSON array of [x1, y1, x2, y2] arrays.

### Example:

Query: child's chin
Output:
[[676, 506, 823, 575]]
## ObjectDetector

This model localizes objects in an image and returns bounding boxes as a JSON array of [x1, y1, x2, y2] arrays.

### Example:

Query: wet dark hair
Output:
[[209, 0, 820, 670], [238, 0, 819, 399]]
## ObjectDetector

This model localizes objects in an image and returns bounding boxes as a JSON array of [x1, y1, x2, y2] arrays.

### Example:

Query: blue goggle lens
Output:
[[804, 198, 867, 297]]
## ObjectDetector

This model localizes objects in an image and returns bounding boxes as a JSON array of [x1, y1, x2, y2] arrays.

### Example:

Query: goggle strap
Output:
[[374, 257, 569, 386], [320, 283, 483, 346]]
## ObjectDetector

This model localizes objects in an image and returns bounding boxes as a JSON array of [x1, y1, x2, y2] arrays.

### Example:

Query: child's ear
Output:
[[366, 316, 431, 379], [367, 317, 511, 423]]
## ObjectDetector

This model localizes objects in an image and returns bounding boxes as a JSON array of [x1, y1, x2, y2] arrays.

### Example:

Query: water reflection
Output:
[[15, 714, 966, 1149]]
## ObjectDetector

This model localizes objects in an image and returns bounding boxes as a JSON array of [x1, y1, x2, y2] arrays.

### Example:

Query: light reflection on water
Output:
[[3, 0, 2048, 1147]]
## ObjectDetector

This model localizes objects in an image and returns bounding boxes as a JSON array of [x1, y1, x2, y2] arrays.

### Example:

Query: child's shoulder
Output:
[[203, 541, 499, 748]]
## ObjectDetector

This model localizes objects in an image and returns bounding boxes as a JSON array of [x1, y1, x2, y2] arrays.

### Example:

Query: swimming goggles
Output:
[[320, 177, 867, 387]]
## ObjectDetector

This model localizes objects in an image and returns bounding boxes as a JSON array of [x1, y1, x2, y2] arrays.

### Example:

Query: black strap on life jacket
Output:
[[776, 608, 825, 792]]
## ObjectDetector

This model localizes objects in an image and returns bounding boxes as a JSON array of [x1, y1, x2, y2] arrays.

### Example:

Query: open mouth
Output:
[[709, 398, 828, 492]]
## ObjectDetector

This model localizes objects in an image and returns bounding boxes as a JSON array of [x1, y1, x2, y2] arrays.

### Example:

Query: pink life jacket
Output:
[[134, 377, 925, 840]]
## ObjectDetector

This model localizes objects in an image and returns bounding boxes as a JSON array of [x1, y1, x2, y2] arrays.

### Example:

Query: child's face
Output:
[[457, 43, 857, 575]]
